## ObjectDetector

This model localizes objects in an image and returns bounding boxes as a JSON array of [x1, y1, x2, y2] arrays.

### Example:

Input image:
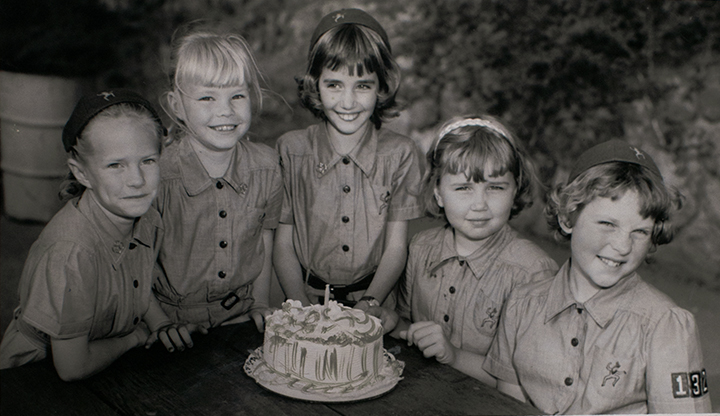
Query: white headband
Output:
[[433, 118, 511, 157]]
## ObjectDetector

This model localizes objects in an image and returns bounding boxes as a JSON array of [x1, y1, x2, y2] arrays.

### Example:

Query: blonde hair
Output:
[[167, 28, 264, 125]]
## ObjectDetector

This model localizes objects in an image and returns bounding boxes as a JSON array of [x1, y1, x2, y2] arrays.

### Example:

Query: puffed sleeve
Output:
[[387, 139, 424, 222], [396, 234, 420, 321], [483, 294, 521, 384], [276, 136, 295, 225], [646, 307, 712, 413], [261, 155, 283, 230], [21, 243, 97, 339]]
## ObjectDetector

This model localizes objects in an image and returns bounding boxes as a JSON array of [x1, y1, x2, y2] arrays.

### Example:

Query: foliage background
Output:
[[2, 0, 719, 287]]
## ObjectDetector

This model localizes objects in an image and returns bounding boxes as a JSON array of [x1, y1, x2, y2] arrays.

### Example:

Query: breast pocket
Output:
[[587, 345, 645, 403]]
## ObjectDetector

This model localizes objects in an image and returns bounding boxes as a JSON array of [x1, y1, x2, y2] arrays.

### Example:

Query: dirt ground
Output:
[[1, 214, 718, 412]]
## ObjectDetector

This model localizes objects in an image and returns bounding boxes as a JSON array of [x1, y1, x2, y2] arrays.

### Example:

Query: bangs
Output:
[[312, 25, 385, 84], [175, 37, 248, 88], [437, 133, 517, 183]]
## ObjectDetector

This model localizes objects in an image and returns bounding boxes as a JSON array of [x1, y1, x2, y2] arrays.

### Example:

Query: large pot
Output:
[[0, 71, 84, 222]]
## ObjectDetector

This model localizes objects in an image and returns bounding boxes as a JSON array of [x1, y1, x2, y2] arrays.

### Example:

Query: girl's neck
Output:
[[325, 122, 370, 155], [87, 192, 135, 238], [189, 139, 235, 178], [568, 264, 600, 304]]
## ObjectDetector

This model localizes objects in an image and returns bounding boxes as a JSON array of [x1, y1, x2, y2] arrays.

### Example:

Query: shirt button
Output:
[[129, 243, 137, 250], [458, 260, 465, 267], [133, 280, 139, 288], [133, 317, 139, 325], [218, 271, 226, 279], [216, 181, 224, 189], [565, 377, 574, 386], [219, 210, 227, 218], [219, 240, 228, 248], [443, 314, 450, 322], [342, 216, 349, 223], [577, 309, 583, 314], [342, 157, 350, 165], [342, 245, 350, 252], [449, 286, 456, 294], [343, 185, 351, 193], [571, 338, 579, 347]]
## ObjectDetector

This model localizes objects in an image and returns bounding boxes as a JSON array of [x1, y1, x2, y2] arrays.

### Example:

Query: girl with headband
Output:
[[379, 115, 558, 385]]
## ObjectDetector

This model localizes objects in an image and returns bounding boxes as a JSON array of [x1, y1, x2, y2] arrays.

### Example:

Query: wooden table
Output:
[[0, 321, 538, 415]]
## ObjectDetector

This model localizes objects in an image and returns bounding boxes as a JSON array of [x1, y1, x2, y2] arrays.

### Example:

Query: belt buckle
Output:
[[221, 292, 240, 310], [329, 284, 349, 300]]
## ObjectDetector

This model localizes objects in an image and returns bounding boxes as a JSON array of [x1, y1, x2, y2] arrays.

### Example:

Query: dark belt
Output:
[[303, 268, 375, 306]]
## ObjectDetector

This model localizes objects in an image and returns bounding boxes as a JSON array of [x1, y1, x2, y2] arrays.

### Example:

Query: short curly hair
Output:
[[297, 24, 401, 129], [544, 162, 682, 247], [422, 115, 539, 222]]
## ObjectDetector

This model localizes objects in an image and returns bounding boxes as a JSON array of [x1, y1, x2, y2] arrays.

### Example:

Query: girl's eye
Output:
[[598, 221, 614, 228], [232, 93, 246, 100], [488, 185, 506, 191], [633, 229, 651, 237], [198, 96, 214, 102], [107, 163, 122, 169], [142, 158, 158, 165], [454, 186, 471, 191], [357, 83, 372, 90]]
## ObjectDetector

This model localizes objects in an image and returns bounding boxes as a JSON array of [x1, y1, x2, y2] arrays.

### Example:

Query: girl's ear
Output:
[[433, 187, 444, 208], [68, 158, 92, 189], [558, 215, 573, 235], [167, 91, 186, 121]]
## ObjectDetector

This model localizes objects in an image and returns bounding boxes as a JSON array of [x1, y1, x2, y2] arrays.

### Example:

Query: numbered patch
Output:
[[672, 370, 708, 398]]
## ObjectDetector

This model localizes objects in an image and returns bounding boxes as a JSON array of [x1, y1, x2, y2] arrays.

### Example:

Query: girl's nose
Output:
[[340, 89, 356, 109], [610, 232, 633, 255], [470, 191, 488, 211], [127, 165, 146, 188], [216, 99, 235, 117]]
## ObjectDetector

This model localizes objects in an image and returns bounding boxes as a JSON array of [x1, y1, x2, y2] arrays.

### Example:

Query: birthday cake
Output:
[[244, 299, 404, 401]]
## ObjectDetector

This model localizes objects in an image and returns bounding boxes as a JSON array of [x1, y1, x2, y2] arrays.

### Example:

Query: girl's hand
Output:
[[365, 306, 399, 334], [146, 323, 208, 352], [249, 306, 276, 333], [400, 321, 457, 365]]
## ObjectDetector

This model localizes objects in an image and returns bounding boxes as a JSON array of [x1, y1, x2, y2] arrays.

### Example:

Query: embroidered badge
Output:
[[333, 12, 345, 22], [601, 362, 627, 387], [316, 163, 327, 176], [630, 146, 645, 160], [378, 191, 391, 215], [98, 91, 115, 101], [672, 369, 708, 398], [238, 183, 248, 195], [112, 241, 124, 254], [481, 307, 498, 329]]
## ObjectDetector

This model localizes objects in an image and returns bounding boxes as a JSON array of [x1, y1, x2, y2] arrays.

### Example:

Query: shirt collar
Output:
[[426, 224, 514, 279], [76, 193, 160, 266], [177, 138, 245, 195], [313, 123, 377, 177], [545, 259, 641, 328]]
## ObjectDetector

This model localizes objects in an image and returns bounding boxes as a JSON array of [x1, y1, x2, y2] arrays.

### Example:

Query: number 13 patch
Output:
[[672, 370, 709, 398]]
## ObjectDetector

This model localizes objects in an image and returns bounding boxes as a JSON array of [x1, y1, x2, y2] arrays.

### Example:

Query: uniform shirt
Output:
[[0, 194, 162, 368], [276, 123, 424, 285], [484, 260, 712, 414], [397, 224, 558, 355], [153, 138, 282, 326]]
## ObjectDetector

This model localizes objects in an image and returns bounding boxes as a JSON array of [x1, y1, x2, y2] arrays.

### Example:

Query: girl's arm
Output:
[[248, 229, 276, 332], [356, 220, 408, 307], [497, 380, 526, 402], [51, 328, 148, 381], [273, 223, 312, 305], [143, 296, 207, 352], [402, 321, 497, 387]]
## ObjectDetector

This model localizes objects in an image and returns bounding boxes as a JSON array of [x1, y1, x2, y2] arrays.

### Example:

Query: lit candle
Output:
[[324, 284, 330, 305]]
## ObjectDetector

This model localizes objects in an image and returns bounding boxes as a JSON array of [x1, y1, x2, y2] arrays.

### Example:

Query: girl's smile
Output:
[[173, 83, 251, 153], [434, 168, 517, 256], [561, 189, 654, 302], [319, 67, 378, 146]]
